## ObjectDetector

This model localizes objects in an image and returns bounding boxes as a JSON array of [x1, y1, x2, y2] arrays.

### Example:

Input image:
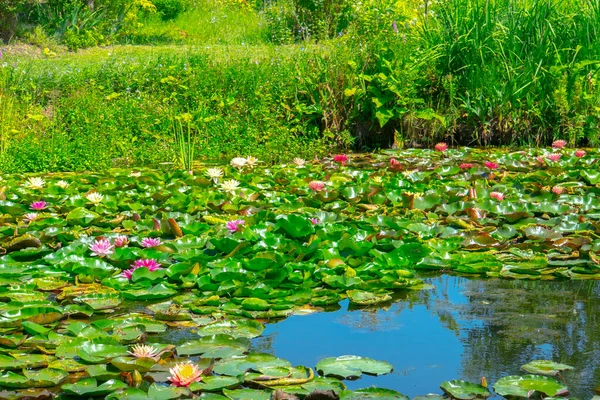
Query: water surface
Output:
[[253, 275, 600, 398]]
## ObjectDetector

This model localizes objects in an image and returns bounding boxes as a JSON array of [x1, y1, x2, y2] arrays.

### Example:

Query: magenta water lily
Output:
[[30, 201, 47, 210], [226, 219, 245, 233], [89, 238, 114, 257], [141, 237, 161, 248]]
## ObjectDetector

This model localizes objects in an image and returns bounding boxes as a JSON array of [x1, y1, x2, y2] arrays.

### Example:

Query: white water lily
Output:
[[221, 179, 240, 193], [25, 177, 45, 189], [128, 344, 162, 361], [55, 180, 70, 189], [230, 157, 247, 169], [205, 168, 224, 181], [293, 158, 306, 167], [245, 156, 259, 167], [86, 192, 104, 204]]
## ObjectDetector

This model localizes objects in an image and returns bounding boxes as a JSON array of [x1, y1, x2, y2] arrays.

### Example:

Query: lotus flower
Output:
[[246, 156, 259, 167], [55, 180, 69, 188], [128, 344, 162, 361], [141, 237, 161, 248], [25, 177, 45, 189], [293, 158, 306, 167], [484, 161, 499, 170], [552, 140, 567, 149], [132, 259, 162, 271], [89, 239, 114, 257], [86, 192, 104, 204], [490, 192, 504, 201], [547, 153, 561, 162], [309, 218, 320, 225], [308, 181, 326, 192], [114, 235, 129, 247], [434, 142, 448, 152], [575, 150, 586, 158], [24, 213, 38, 223], [459, 163, 473, 169], [333, 154, 348, 166], [30, 201, 47, 210], [552, 186, 563, 195], [226, 219, 245, 233], [221, 179, 240, 193], [205, 168, 223, 181], [169, 362, 203, 387], [230, 157, 247, 169]]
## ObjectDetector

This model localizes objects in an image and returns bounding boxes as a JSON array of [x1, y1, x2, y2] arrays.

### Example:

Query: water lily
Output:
[[547, 153, 561, 162], [484, 161, 499, 170], [30, 201, 47, 210], [221, 179, 240, 193], [132, 259, 162, 271], [25, 177, 45, 190], [128, 344, 162, 361], [372, 176, 383, 183], [293, 158, 306, 167], [55, 180, 69, 188], [552, 140, 567, 149], [333, 154, 348, 166], [309, 218, 320, 225], [536, 156, 545, 164], [129, 171, 142, 177], [230, 157, 247, 169], [121, 269, 136, 280], [459, 163, 473, 169], [24, 213, 38, 223], [246, 156, 259, 167], [141, 237, 161, 248], [575, 149, 586, 158], [86, 192, 104, 204], [205, 168, 223, 181], [552, 186, 563, 195], [114, 235, 129, 247], [490, 192, 504, 201], [226, 219, 245, 233], [89, 239, 114, 257], [434, 142, 448, 152], [308, 180, 326, 192], [169, 362, 203, 387]]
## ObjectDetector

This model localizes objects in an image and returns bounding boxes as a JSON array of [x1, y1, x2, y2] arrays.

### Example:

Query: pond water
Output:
[[253, 275, 600, 399]]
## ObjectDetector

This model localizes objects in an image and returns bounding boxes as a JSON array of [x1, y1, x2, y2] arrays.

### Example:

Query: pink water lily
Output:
[[459, 163, 473, 169], [141, 237, 161, 248], [89, 239, 114, 257], [30, 201, 47, 210], [24, 213, 38, 222], [169, 362, 203, 387], [114, 235, 129, 247], [484, 161, 499, 170], [122, 258, 162, 279], [434, 142, 448, 152], [490, 192, 505, 201], [575, 149, 586, 158], [309, 218, 320, 225], [547, 153, 561, 162], [308, 181, 326, 192], [226, 219, 245, 233], [536, 156, 545, 164], [552, 186, 563, 195], [333, 154, 348, 166], [552, 140, 567, 149]]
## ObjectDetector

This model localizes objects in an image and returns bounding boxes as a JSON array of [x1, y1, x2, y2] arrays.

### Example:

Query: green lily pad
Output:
[[521, 360, 575, 376], [178, 334, 250, 358], [222, 388, 271, 400], [440, 380, 492, 399], [62, 378, 129, 396], [340, 388, 410, 399], [316, 355, 393, 379], [0, 368, 68, 388], [493, 375, 568, 398], [196, 319, 265, 338]]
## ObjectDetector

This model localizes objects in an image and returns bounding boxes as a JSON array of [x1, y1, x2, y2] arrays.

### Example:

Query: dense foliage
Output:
[[0, 148, 591, 396]]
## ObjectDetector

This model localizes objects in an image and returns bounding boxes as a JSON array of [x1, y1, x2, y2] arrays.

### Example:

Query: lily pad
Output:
[[521, 360, 575, 376], [316, 355, 393, 379], [440, 380, 492, 399], [493, 375, 568, 398], [177, 334, 250, 358]]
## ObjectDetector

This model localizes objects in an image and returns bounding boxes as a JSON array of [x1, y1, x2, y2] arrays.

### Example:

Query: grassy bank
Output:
[[1, 0, 600, 172]]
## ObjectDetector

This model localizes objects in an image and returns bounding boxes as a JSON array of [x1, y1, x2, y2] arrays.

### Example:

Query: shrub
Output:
[[153, 0, 186, 20]]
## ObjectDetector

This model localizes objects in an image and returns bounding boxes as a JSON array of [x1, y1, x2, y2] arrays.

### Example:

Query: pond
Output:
[[255, 275, 600, 399]]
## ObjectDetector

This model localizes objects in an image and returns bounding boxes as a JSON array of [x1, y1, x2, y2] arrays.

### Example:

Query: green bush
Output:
[[153, 0, 186, 20]]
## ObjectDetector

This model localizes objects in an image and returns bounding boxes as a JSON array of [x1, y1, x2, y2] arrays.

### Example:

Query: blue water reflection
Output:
[[253, 275, 600, 399]]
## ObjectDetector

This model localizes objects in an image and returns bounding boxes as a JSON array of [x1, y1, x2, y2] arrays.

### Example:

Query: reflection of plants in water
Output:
[[452, 278, 600, 398]]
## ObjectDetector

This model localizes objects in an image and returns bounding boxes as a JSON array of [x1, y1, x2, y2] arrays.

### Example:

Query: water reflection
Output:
[[254, 275, 600, 398]]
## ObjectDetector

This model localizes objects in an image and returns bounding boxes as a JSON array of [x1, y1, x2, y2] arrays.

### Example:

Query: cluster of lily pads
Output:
[[0, 144, 596, 398]]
